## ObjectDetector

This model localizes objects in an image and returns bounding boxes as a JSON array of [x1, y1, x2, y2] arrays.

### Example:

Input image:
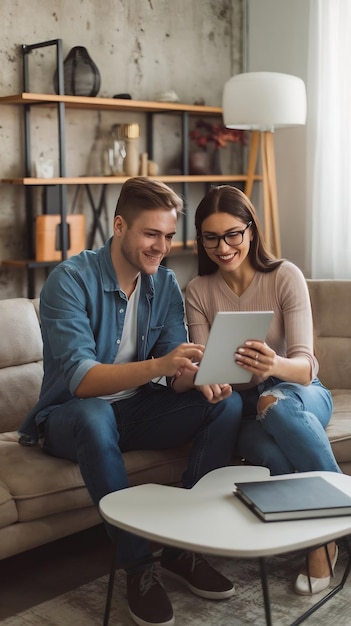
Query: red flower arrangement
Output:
[[189, 120, 247, 150]]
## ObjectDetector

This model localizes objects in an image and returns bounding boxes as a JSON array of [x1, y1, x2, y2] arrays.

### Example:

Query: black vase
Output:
[[54, 46, 101, 97]]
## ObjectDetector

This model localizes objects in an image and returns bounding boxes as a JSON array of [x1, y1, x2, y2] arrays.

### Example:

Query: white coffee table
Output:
[[99, 466, 351, 625]]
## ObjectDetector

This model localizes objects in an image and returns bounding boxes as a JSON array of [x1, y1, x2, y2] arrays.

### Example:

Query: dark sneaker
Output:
[[127, 565, 174, 626], [161, 551, 234, 600]]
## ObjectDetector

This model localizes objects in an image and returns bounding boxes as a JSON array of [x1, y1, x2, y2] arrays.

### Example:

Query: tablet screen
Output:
[[194, 311, 273, 385]]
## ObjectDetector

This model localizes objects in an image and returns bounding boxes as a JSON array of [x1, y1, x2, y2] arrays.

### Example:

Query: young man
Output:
[[19, 177, 242, 626]]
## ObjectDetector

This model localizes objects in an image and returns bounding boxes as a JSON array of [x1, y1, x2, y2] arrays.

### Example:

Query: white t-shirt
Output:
[[100, 275, 141, 402]]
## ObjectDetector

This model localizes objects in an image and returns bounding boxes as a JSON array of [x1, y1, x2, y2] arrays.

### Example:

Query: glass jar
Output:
[[119, 123, 140, 177], [99, 125, 126, 176], [107, 124, 126, 176]]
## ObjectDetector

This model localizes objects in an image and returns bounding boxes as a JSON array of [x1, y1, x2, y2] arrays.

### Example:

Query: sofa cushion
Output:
[[307, 280, 351, 390], [0, 362, 43, 432], [0, 433, 189, 522], [0, 298, 42, 369], [0, 437, 91, 522], [0, 482, 17, 529], [327, 390, 351, 463], [0, 298, 43, 432], [315, 337, 351, 391]]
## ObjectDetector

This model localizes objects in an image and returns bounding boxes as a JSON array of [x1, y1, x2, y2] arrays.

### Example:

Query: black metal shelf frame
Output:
[[22, 39, 69, 271], [13, 37, 222, 297]]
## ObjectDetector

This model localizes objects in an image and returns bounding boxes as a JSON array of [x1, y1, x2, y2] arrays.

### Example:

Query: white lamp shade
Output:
[[222, 71, 307, 131]]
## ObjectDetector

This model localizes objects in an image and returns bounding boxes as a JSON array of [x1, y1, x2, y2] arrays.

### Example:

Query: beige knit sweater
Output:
[[185, 260, 318, 387]]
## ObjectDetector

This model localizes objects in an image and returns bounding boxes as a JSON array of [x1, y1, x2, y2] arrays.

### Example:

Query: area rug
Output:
[[1, 547, 350, 625]]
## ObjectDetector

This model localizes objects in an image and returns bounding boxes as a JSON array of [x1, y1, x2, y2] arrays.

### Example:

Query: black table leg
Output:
[[259, 557, 273, 626], [103, 530, 119, 626]]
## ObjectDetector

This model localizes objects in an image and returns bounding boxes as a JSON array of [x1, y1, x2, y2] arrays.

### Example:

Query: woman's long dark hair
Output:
[[195, 185, 283, 276]]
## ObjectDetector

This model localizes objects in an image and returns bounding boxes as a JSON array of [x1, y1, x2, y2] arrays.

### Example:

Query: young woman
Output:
[[185, 185, 341, 596]]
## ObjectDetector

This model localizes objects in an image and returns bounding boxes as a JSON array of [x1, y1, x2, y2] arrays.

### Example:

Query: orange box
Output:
[[35, 214, 86, 262]]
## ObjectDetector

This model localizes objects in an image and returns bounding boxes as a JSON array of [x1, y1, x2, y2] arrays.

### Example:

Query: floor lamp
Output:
[[222, 72, 307, 258]]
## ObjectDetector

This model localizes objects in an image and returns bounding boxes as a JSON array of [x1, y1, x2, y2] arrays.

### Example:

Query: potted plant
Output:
[[189, 120, 246, 174]]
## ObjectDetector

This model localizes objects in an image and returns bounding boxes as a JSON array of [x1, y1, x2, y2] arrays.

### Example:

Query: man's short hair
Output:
[[114, 177, 183, 224]]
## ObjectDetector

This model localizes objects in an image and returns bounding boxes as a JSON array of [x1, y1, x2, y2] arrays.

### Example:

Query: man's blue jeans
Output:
[[236, 377, 341, 475], [42, 385, 242, 568]]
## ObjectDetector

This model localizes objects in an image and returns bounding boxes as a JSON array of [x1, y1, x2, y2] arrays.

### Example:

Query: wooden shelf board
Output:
[[0, 93, 223, 115], [1, 175, 263, 186], [2, 241, 196, 269]]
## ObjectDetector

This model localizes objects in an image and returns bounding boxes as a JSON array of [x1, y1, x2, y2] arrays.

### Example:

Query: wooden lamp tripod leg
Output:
[[261, 132, 272, 253], [265, 131, 282, 258], [244, 130, 260, 199], [244, 130, 282, 258], [261, 131, 282, 258]]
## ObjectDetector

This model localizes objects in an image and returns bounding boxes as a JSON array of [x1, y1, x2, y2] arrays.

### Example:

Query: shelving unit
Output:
[[0, 39, 262, 297]]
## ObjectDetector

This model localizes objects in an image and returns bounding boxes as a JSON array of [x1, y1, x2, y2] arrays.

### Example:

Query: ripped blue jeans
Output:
[[236, 377, 341, 475]]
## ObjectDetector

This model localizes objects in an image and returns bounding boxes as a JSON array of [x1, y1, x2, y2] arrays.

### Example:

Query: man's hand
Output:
[[159, 342, 205, 378], [195, 383, 233, 404], [169, 351, 233, 403]]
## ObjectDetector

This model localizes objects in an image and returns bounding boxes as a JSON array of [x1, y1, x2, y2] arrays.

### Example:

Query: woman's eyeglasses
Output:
[[199, 221, 252, 249]]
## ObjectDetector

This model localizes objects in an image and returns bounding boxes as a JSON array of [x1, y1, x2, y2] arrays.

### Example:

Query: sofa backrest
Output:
[[307, 280, 351, 390], [0, 298, 43, 433]]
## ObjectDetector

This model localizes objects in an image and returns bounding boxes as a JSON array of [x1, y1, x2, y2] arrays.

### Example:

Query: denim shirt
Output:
[[19, 238, 187, 445]]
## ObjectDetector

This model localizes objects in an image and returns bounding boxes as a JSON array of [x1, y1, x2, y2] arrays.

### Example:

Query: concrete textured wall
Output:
[[0, 0, 243, 297]]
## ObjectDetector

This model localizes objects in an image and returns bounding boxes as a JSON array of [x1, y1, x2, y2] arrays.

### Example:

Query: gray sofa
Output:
[[0, 280, 350, 560]]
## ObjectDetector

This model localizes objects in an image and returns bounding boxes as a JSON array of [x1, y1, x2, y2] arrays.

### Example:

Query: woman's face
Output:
[[200, 212, 253, 273]]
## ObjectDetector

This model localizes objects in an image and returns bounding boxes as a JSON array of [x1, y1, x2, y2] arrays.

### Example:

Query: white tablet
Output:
[[194, 311, 274, 385]]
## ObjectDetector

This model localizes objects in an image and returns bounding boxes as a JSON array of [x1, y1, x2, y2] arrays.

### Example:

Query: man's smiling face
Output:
[[116, 208, 178, 275]]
